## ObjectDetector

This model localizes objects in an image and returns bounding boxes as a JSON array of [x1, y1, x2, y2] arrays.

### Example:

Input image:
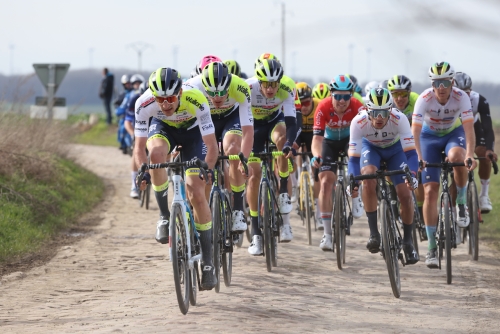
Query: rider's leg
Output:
[[318, 170, 336, 236], [130, 154, 139, 197], [147, 137, 171, 220], [476, 145, 492, 196], [271, 123, 289, 195], [395, 183, 414, 243], [247, 161, 262, 237]]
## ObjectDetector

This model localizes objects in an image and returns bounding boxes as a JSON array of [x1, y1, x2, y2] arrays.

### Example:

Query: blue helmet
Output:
[[329, 75, 353, 92]]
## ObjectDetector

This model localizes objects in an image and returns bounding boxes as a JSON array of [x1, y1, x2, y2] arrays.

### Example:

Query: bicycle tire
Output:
[[222, 195, 232, 287], [443, 193, 452, 284], [170, 203, 190, 314], [335, 183, 346, 269], [330, 185, 336, 254], [242, 194, 252, 243], [268, 177, 279, 268], [380, 199, 401, 298], [467, 181, 479, 261], [211, 191, 222, 293], [304, 173, 312, 245], [145, 183, 151, 210], [260, 182, 273, 272], [189, 260, 198, 306]]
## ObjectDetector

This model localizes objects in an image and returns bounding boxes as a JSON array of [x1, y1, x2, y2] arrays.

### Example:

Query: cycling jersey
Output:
[[313, 97, 364, 140], [294, 89, 302, 111], [125, 90, 141, 123], [412, 87, 473, 137], [246, 75, 297, 123], [399, 91, 419, 122], [134, 87, 214, 138], [184, 74, 253, 126], [469, 90, 494, 150], [301, 98, 320, 133]]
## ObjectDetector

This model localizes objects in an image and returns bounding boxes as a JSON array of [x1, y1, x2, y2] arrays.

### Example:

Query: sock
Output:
[[403, 223, 413, 244], [315, 199, 320, 219], [279, 170, 289, 194], [366, 211, 379, 236], [480, 179, 490, 197], [291, 172, 298, 188], [282, 213, 290, 226], [321, 212, 332, 235], [131, 171, 138, 189], [196, 222, 213, 264], [250, 210, 261, 236], [456, 185, 467, 205], [231, 184, 245, 211], [153, 181, 170, 219], [426, 226, 437, 250]]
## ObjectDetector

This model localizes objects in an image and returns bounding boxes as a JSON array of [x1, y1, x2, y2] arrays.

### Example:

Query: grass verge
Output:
[[0, 158, 104, 262], [71, 119, 119, 147]]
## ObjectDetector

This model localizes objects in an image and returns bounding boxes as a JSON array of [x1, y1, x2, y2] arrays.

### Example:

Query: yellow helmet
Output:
[[296, 82, 312, 100], [312, 82, 330, 100]]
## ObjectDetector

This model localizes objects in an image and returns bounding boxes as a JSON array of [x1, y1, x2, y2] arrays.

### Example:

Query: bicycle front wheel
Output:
[[303, 173, 312, 245], [335, 183, 346, 269], [467, 181, 479, 261], [170, 203, 190, 314], [222, 195, 233, 287], [380, 199, 401, 298], [260, 182, 273, 272], [211, 191, 222, 293], [442, 193, 453, 284]]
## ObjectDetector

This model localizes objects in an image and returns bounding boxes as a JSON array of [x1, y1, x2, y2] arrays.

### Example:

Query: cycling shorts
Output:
[[147, 117, 206, 165], [252, 112, 285, 153], [421, 126, 465, 184], [212, 107, 242, 142], [319, 137, 350, 174], [474, 120, 486, 147], [360, 139, 409, 186], [296, 132, 313, 154]]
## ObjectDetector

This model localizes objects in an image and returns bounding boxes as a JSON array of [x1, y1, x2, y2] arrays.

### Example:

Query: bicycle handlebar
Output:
[[487, 154, 498, 175], [140, 158, 209, 183], [349, 166, 412, 195], [218, 152, 249, 176]]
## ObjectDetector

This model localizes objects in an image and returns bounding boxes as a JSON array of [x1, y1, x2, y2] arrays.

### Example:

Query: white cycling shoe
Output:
[[231, 210, 247, 232], [480, 195, 492, 213], [130, 188, 139, 199], [278, 193, 293, 214], [248, 235, 263, 256], [280, 225, 293, 242], [456, 204, 470, 228], [352, 197, 365, 219], [319, 234, 333, 251]]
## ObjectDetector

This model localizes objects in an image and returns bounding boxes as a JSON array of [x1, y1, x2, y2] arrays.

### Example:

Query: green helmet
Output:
[[312, 82, 330, 100], [148, 67, 182, 97], [201, 62, 232, 92], [224, 60, 241, 77]]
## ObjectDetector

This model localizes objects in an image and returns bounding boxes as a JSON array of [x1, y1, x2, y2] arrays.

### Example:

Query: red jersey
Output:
[[313, 97, 364, 140]]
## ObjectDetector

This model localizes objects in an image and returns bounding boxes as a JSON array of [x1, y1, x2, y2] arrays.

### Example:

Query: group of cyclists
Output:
[[115, 53, 496, 291]]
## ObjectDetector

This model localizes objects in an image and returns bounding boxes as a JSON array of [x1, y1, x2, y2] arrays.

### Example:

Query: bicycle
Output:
[[209, 152, 248, 292], [250, 143, 285, 272], [350, 165, 413, 298], [422, 159, 470, 285], [138, 158, 209, 315], [315, 151, 353, 270], [296, 146, 316, 245]]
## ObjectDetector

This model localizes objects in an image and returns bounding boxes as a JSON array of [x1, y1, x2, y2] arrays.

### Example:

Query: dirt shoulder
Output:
[[1, 144, 500, 333]]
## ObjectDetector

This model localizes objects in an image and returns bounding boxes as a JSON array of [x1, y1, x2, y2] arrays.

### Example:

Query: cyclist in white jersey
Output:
[[412, 62, 477, 269], [454, 72, 497, 213], [348, 88, 419, 264]]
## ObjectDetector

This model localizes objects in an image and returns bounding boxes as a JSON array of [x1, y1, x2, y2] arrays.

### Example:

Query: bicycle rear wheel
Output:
[[380, 199, 401, 298], [260, 183, 273, 272], [335, 183, 346, 269], [170, 203, 190, 314], [443, 193, 453, 284], [303, 173, 312, 245], [211, 191, 223, 293], [411, 193, 420, 256], [189, 260, 198, 306], [222, 195, 233, 287], [467, 181, 479, 261]]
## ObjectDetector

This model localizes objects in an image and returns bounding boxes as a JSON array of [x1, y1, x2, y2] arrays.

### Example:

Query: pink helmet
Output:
[[196, 55, 222, 74]]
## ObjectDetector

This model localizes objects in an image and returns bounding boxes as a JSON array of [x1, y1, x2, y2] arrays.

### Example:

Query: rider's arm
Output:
[[411, 95, 426, 160], [133, 95, 153, 167], [397, 111, 418, 174], [282, 83, 298, 144], [294, 110, 303, 143], [235, 80, 254, 158], [460, 96, 475, 158], [124, 120, 134, 137], [196, 102, 217, 169], [478, 95, 495, 151], [312, 102, 326, 157], [347, 114, 364, 177]]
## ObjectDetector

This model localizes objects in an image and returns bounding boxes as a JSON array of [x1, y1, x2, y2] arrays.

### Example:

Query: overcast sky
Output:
[[1, 0, 500, 83]]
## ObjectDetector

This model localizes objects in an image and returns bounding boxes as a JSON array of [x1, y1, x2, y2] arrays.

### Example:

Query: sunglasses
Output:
[[391, 91, 409, 98], [370, 109, 391, 118], [301, 99, 312, 107], [155, 94, 179, 104], [432, 79, 453, 89], [331, 93, 352, 101], [259, 81, 280, 89], [206, 89, 228, 97]]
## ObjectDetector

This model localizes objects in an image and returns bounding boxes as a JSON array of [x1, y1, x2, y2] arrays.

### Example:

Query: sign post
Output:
[[32, 63, 70, 120]]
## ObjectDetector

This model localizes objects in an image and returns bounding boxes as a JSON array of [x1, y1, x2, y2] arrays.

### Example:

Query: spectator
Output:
[[99, 68, 115, 125]]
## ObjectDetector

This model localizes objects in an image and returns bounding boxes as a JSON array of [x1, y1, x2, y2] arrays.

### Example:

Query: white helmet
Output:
[[121, 74, 131, 84], [366, 88, 393, 110], [428, 61, 455, 80], [130, 74, 145, 84], [364, 81, 379, 96]]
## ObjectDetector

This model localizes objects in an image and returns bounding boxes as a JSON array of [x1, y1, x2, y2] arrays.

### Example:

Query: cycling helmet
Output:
[[378, 80, 389, 89], [312, 82, 330, 99], [296, 82, 312, 100], [364, 81, 379, 96], [387, 75, 412, 91], [254, 58, 283, 82], [329, 75, 353, 92], [201, 62, 232, 92], [224, 60, 241, 77], [429, 61, 455, 80], [190, 66, 198, 78], [196, 55, 222, 75], [121, 74, 130, 84], [346, 74, 362, 94], [258, 53, 280, 62], [240, 72, 248, 79], [454, 72, 472, 91], [366, 88, 393, 110], [139, 81, 148, 94], [148, 67, 182, 97], [130, 74, 145, 84]]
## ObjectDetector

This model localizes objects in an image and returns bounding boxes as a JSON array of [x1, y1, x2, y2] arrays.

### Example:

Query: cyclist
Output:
[[364, 81, 379, 97], [386, 75, 425, 222], [124, 74, 145, 198], [454, 72, 497, 213], [224, 60, 241, 77], [246, 53, 297, 254], [116, 74, 133, 154], [311, 75, 364, 251], [412, 61, 477, 269], [312, 82, 330, 100], [348, 88, 419, 264], [294, 82, 322, 229], [346, 74, 365, 104], [184, 61, 253, 232], [134, 67, 219, 289]]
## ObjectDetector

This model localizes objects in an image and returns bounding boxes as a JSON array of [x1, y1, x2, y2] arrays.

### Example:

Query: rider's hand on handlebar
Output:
[[136, 171, 151, 191], [465, 156, 477, 171], [311, 156, 322, 168], [486, 150, 498, 162], [405, 175, 419, 190], [282, 141, 296, 159], [347, 184, 359, 198]]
